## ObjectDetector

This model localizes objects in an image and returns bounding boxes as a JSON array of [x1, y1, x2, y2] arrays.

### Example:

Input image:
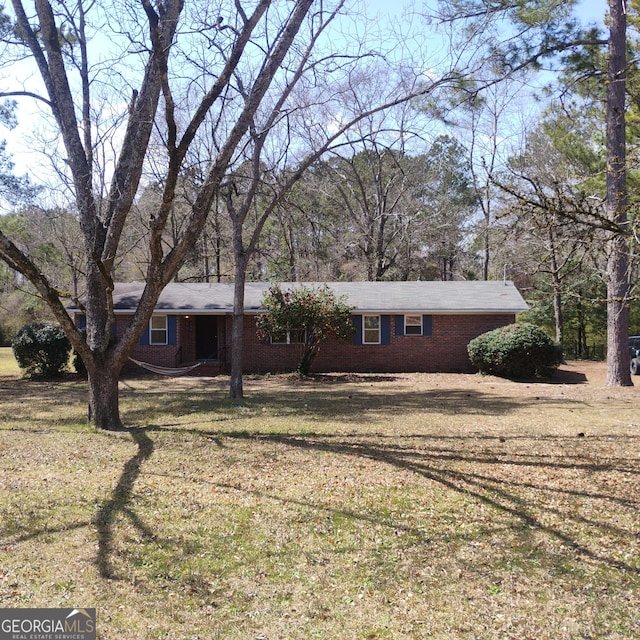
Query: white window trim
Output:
[[363, 314, 381, 345], [404, 314, 422, 336], [149, 315, 168, 345], [271, 328, 306, 345]]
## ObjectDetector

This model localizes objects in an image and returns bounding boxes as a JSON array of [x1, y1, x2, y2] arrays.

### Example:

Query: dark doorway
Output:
[[195, 316, 218, 359]]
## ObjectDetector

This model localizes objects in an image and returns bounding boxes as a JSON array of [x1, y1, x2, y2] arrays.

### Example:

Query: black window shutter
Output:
[[422, 315, 433, 336], [140, 322, 150, 345], [168, 315, 177, 345], [352, 315, 362, 345], [381, 315, 391, 345]]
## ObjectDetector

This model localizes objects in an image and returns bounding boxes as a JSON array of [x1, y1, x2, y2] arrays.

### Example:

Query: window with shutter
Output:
[[149, 315, 168, 345], [363, 315, 381, 344]]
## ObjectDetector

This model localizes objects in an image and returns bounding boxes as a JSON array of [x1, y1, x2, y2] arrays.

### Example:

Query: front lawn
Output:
[[0, 350, 638, 639]]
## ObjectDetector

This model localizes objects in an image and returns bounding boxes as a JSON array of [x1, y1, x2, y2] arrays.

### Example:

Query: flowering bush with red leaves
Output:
[[256, 284, 354, 375]]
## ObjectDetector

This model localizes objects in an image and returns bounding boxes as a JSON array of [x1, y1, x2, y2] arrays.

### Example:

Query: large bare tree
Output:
[[0, 0, 337, 428]]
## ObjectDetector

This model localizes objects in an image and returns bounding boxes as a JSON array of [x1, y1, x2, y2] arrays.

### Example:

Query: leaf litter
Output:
[[0, 359, 639, 639]]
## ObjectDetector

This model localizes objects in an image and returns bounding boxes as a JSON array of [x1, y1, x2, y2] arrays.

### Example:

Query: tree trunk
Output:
[[552, 284, 563, 347], [607, 234, 631, 385], [298, 342, 319, 376], [482, 229, 490, 281], [229, 257, 248, 400], [576, 291, 588, 359], [288, 225, 297, 282], [88, 365, 123, 430], [548, 228, 563, 345], [605, 0, 632, 387]]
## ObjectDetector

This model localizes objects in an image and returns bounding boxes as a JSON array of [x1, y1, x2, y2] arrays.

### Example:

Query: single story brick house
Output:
[[78, 280, 528, 375]]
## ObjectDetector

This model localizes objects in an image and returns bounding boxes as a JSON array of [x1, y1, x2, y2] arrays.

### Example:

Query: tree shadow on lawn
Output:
[[1, 426, 160, 581], [215, 429, 640, 576], [119, 384, 587, 427], [31, 423, 633, 585], [216, 431, 640, 475], [7, 376, 633, 583], [103, 418, 638, 582], [94, 427, 156, 579], [0, 374, 592, 431], [301, 369, 589, 385], [0, 379, 89, 429], [537, 368, 588, 385], [7, 421, 637, 601]]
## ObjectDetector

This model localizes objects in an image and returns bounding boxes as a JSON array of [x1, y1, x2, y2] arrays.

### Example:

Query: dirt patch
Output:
[[420, 360, 606, 389], [400, 360, 633, 402]]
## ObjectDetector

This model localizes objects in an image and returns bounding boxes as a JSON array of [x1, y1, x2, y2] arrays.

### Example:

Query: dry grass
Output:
[[1, 349, 639, 639]]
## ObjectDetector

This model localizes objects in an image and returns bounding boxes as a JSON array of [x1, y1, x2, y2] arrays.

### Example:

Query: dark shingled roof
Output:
[[108, 281, 529, 314]]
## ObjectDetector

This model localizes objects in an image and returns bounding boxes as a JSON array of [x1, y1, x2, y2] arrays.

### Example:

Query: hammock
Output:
[[128, 357, 203, 377]]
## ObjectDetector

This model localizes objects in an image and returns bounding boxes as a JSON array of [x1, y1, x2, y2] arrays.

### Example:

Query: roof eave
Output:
[[104, 306, 528, 314]]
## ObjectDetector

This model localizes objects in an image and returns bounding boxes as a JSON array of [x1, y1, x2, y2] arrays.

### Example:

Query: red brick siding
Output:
[[232, 313, 515, 373], [113, 312, 515, 374], [117, 314, 182, 371]]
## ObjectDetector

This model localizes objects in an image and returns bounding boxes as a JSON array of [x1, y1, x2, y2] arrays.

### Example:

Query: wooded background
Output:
[[0, 0, 636, 364]]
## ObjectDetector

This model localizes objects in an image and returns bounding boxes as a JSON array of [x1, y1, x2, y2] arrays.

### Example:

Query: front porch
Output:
[[123, 313, 227, 376]]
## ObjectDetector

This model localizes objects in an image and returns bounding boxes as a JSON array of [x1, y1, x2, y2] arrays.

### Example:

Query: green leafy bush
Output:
[[256, 284, 354, 375], [467, 322, 563, 379], [11, 322, 71, 378]]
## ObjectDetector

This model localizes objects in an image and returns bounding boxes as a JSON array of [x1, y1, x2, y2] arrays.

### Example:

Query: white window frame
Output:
[[271, 328, 306, 344], [149, 315, 168, 345], [405, 314, 422, 336], [363, 315, 381, 344]]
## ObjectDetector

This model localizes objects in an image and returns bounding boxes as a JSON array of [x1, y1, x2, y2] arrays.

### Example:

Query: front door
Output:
[[195, 316, 218, 359]]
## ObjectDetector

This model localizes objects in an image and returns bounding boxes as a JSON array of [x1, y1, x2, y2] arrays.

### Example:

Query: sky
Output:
[[576, 0, 607, 25]]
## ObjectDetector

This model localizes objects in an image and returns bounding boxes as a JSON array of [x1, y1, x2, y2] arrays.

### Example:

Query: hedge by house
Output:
[[467, 322, 563, 379]]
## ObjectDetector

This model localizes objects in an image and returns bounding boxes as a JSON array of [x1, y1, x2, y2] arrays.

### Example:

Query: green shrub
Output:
[[467, 322, 563, 379], [11, 322, 71, 378], [256, 284, 354, 376]]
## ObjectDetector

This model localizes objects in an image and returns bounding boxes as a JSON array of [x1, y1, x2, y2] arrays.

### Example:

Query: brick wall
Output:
[[113, 312, 515, 374], [226, 313, 516, 374], [117, 314, 183, 371]]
